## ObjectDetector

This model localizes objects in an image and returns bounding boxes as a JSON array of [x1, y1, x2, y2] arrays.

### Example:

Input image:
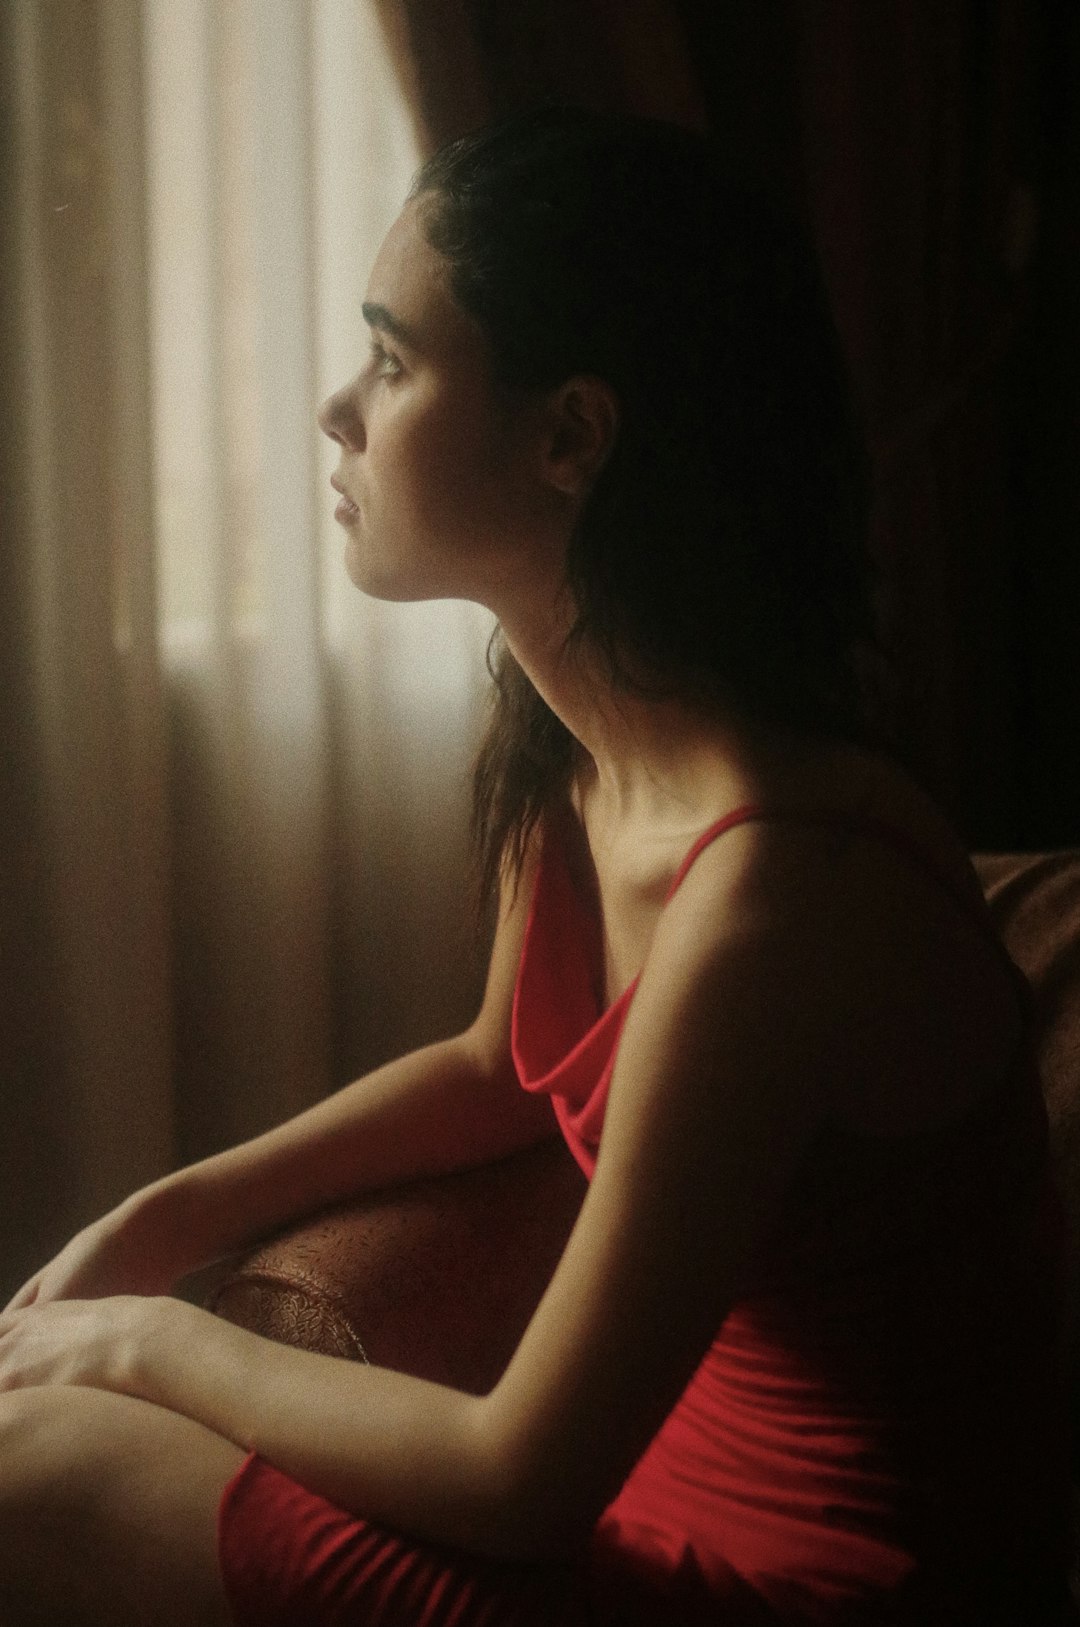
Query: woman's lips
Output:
[[330, 476, 360, 525]]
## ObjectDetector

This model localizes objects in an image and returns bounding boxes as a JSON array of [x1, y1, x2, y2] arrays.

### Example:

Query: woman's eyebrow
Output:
[[361, 301, 418, 348]]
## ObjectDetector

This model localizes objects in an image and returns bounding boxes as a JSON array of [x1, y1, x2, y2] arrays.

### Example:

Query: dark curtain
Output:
[[1007, 5, 1080, 848], [375, 0, 1080, 850], [788, 1, 1080, 849], [789, 1, 1036, 846]]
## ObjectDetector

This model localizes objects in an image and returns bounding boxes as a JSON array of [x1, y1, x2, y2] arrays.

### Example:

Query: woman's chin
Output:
[[344, 533, 392, 598], [343, 536, 438, 604]]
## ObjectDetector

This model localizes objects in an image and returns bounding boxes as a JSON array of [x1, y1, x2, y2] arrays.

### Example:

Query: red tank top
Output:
[[510, 806, 1070, 1624]]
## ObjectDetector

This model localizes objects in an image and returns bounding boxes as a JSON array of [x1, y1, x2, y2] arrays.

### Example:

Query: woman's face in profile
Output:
[[318, 200, 555, 608]]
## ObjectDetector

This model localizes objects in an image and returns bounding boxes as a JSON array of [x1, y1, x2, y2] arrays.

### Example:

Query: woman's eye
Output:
[[368, 340, 402, 380]]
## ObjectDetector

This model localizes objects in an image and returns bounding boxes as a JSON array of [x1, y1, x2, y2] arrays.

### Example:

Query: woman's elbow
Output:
[[471, 1428, 606, 1562]]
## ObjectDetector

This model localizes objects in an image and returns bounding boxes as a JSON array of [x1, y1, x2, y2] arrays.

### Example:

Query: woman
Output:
[[0, 107, 1070, 1626]]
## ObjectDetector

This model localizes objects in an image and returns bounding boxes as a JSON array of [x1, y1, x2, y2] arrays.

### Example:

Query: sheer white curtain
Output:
[[0, 0, 491, 1296], [147, 0, 493, 1157]]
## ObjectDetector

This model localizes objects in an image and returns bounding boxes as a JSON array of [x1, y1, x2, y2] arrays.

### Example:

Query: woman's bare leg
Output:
[[0, 1385, 247, 1626]]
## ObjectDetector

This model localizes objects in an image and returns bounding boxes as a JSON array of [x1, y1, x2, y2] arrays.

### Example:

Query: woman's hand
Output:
[[3, 1186, 199, 1314], [0, 1294, 185, 1401]]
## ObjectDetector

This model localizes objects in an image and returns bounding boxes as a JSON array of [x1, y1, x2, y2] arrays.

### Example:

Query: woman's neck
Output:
[[495, 589, 787, 835]]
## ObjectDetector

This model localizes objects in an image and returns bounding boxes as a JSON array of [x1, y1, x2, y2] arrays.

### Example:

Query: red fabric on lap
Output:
[[217, 1455, 783, 1626], [218, 1453, 595, 1627]]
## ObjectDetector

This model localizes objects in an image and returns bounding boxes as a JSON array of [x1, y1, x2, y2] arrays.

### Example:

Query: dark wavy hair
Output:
[[411, 106, 879, 911]]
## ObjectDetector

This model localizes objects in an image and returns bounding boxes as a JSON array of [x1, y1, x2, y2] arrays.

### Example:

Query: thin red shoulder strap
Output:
[[664, 803, 765, 901], [666, 805, 989, 931], [665, 803, 1032, 1040]]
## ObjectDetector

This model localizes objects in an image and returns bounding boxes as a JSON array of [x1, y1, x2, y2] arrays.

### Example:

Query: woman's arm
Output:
[[5, 848, 551, 1310], [1, 820, 842, 1557]]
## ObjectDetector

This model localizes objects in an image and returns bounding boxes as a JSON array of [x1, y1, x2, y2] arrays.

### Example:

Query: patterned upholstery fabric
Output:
[[210, 1137, 585, 1393]]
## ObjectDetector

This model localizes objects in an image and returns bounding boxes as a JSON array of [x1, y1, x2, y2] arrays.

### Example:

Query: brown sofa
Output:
[[209, 1133, 587, 1392]]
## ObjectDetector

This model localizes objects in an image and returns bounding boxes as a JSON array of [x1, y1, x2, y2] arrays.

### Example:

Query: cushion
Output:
[[208, 1136, 585, 1393]]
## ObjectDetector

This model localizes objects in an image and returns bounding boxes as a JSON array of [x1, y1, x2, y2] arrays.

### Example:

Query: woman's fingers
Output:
[[0, 1297, 145, 1395]]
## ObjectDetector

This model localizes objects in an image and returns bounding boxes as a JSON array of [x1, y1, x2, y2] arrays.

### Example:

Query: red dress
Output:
[[219, 807, 1070, 1626]]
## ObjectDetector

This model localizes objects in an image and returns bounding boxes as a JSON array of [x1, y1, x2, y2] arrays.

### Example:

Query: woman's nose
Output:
[[317, 383, 364, 451]]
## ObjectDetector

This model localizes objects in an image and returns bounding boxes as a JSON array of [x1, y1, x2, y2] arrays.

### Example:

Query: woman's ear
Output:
[[541, 376, 620, 499]]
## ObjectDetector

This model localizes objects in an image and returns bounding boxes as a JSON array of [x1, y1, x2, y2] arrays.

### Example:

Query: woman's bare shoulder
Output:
[[653, 750, 1021, 1137]]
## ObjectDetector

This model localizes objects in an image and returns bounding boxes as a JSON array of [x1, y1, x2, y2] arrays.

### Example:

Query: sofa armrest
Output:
[[207, 1136, 586, 1394]]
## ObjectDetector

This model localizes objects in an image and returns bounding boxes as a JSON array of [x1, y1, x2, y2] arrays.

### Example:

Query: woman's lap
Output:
[[219, 1453, 596, 1627], [219, 1456, 787, 1627], [0, 1388, 771, 1627], [0, 1385, 583, 1627]]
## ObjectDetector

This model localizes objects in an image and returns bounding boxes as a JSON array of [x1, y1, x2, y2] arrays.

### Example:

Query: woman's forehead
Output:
[[364, 200, 478, 360]]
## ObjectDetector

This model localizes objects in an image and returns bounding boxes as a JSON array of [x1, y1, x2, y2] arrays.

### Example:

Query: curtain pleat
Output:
[[792, 0, 1039, 844], [1, 0, 174, 1288], [144, 0, 494, 1159], [146, 0, 335, 1158]]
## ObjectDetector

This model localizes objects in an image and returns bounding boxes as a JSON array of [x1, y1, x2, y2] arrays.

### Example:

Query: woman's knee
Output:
[[0, 1386, 240, 1626], [0, 1387, 81, 1512], [0, 1384, 53, 1446], [0, 1382, 242, 1526]]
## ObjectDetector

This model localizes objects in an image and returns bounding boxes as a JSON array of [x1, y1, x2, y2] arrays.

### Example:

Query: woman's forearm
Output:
[[147, 1030, 554, 1272], [142, 1299, 537, 1557]]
